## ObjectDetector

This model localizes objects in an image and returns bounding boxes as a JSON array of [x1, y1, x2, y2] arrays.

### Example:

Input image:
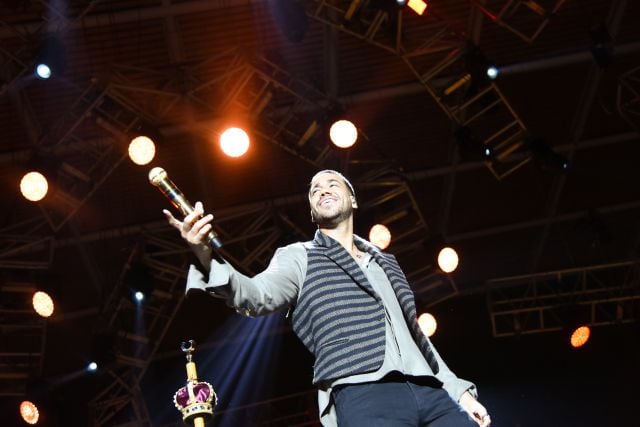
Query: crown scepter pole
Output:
[[173, 340, 217, 427]]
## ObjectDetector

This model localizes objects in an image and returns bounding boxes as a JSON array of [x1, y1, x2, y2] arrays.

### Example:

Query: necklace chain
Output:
[[352, 246, 363, 259]]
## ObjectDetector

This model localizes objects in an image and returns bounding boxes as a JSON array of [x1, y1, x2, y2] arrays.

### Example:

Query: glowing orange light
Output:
[[437, 246, 459, 273], [329, 120, 358, 148], [220, 127, 250, 157], [570, 326, 590, 348], [20, 171, 48, 202], [418, 312, 437, 337], [128, 136, 156, 165], [369, 224, 391, 249], [20, 400, 39, 424], [32, 291, 54, 318], [407, 0, 428, 15]]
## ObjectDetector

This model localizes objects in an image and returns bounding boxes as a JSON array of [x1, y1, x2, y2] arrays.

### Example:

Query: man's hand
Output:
[[164, 201, 214, 269], [459, 391, 491, 427]]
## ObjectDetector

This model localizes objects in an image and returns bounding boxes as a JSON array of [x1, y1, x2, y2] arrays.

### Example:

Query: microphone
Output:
[[149, 167, 223, 249]]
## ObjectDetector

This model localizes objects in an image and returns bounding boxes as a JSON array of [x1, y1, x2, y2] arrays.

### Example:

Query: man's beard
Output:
[[311, 203, 353, 228]]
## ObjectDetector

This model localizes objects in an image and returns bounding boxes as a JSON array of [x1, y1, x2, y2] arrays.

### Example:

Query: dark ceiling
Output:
[[1, 0, 639, 426]]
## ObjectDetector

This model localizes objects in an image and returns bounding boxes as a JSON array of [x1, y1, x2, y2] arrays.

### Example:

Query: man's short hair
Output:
[[309, 169, 356, 198]]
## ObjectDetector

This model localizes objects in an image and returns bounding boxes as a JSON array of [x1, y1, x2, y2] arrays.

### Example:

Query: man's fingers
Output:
[[193, 214, 213, 231], [197, 223, 212, 239], [476, 412, 490, 427], [163, 209, 182, 229]]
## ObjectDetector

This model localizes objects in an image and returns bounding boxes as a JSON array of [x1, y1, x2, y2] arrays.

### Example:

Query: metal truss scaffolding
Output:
[[89, 233, 190, 426], [105, 48, 334, 168], [349, 162, 459, 305], [0, 217, 53, 270], [487, 260, 640, 337], [304, 0, 532, 179], [617, 65, 640, 134], [0, 282, 46, 397], [469, 0, 568, 43]]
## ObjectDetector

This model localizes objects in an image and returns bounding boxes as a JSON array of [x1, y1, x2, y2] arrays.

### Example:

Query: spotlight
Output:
[[486, 66, 499, 80], [369, 224, 391, 250], [87, 361, 98, 372], [20, 171, 49, 202], [32, 291, 54, 318], [437, 247, 459, 273], [329, 119, 358, 148], [128, 136, 156, 165], [417, 312, 437, 337], [134, 291, 145, 302], [35, 64, 51, 80], [570, 325, 590, 348], [19, 400, 40, 425], [405, 0, 428, 15], [220, 127, 250, 157]]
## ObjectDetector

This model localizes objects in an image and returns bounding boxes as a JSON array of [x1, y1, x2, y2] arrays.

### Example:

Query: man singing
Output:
[[164, 169, 491, 427]]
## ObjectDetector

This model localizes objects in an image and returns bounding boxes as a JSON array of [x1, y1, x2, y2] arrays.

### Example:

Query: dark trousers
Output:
[[333, 378, 478, 427]]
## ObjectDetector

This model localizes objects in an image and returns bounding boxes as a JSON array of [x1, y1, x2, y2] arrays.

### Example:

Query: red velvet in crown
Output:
[[173, 381, 216, 425]]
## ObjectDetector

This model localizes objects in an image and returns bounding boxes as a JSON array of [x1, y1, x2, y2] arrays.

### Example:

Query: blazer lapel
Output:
[[356, 236, 417, 320], [313, 230, 379, 298]]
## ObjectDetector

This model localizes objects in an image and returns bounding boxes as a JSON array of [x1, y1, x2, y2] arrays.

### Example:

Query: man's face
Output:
[[309, 172, 357, 227]]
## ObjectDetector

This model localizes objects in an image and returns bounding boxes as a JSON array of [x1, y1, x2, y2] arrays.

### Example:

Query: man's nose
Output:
[[315, 185, 327, 195]]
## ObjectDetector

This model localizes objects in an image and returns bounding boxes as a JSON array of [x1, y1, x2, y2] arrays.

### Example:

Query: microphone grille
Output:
[[148, 167, 167, 185]]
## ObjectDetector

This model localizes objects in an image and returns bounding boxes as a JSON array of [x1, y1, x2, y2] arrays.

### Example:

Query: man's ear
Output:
[[310, 209, 316, 223], [351, 195, 358, 209]]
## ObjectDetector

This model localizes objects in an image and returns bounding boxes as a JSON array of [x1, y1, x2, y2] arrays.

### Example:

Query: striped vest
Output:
[[291, 230, 439, 384]]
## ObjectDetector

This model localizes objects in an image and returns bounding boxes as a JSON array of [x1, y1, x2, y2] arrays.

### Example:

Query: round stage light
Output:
[[87, 362, 98, 372], [35, 63, 52, 79], [369, 224, 391, 250], [134, 291, 145, 302], [437, 246, 459, 273], [19, 400, 39, 425], [128, 136, 156, 165], [329, 119, 358, 148], [20, 171, 49, 202], [220, 127, 250, 157], [570, 325, 590, 348], [418, 312, 437, 337], [32, 291, 54, 318]]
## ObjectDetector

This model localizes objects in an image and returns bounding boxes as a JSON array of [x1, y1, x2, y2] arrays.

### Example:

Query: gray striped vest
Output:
[[291, 230, 439, 384]]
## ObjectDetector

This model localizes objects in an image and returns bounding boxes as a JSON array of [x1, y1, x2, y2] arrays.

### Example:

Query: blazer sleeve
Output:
[[185, 243, 307, 316]]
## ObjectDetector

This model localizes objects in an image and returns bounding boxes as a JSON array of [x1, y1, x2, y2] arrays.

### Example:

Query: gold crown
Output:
[[173, 380, 217, 425]]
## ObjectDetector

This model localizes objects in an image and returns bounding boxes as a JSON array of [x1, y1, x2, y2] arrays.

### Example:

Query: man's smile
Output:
[[319, 196, 337, 207]]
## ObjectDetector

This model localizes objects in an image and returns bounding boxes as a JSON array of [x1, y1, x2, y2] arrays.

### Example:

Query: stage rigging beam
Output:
[[487, 260, 640, 337], [302, 0, 532, 179], [0, 283, 47, 397], [528, 0, 629, 273], [469, 0, 568, 43]]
